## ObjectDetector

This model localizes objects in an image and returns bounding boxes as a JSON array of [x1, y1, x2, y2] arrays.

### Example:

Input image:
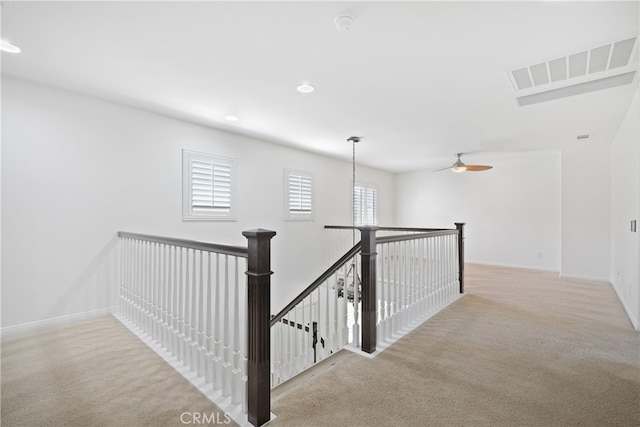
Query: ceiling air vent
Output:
[[507, 36, 638, 106]]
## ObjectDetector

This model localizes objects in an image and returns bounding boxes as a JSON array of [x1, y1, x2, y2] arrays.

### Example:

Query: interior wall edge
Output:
[[0, 306, 119, 339]]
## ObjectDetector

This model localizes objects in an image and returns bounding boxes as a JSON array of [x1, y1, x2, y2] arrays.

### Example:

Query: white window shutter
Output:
[[353, 182, 377, 226], [183, 150, 235, 220], [285, 169, 313, 220]]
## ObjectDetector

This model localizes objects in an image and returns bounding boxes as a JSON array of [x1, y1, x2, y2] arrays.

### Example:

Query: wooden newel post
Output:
[[243, 229, 276, 427], [455, 223, 465, 294], [359, 226, 378, 354]]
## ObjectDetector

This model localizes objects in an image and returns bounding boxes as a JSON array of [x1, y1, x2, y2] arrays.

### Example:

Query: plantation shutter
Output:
[[183, 150, 235, 220], [191, 160, 231, 213], [285, 169, 313, 219], [288, 173, 312, 213], [354, 183, 377, 226]]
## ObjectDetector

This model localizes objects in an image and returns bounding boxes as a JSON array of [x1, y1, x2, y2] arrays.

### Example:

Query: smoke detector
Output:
[[335, 15, 354, 31]]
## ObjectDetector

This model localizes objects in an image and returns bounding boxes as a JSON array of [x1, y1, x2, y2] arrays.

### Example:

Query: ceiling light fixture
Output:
[[296, 83, 315, 94], [432, 153, 493, 173], [451, 162, 468, 173], [1, 40, 21, 53]]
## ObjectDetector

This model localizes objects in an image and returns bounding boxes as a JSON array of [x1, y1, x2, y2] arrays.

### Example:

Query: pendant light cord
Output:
[[352, 139, 356, 247]]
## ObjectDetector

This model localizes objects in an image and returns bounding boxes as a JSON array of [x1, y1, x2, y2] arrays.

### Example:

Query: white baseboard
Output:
[[469, 261, 636, 329], [1, 306, 119, 338], [558, 273, 611, 283], [610, 282, 639, 330], [466, 260, 559, 273]]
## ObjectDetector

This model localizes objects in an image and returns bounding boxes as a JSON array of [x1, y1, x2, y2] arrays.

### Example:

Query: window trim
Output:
[[284, 168, 314, 221], [182, 149, 236, 221]]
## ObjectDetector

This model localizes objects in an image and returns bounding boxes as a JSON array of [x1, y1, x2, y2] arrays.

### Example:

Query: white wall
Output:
[[1, 77, 395, 328], [610, 88, 639, 329], [560, 137, 611, 281], [394, 151, 562, 271]]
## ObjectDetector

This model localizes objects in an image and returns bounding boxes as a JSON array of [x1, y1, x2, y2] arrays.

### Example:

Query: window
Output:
[[285, 169, 313, 220], [353, 182, 377, 226], [183, 149, 236, 220]]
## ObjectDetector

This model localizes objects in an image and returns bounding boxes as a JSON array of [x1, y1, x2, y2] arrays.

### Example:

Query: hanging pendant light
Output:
[[347, 136, 361, 246]]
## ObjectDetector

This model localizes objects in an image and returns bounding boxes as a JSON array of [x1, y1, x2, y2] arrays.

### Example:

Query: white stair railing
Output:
[[117, 232, 250, 421], [115, 225, 464, 426], [270, 244, 361, 387], [324, 224, 465, 353], [376, 230, 460, 344]]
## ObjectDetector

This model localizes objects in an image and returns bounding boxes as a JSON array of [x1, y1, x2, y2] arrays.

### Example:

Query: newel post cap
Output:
[[242, 229, 277, 239]]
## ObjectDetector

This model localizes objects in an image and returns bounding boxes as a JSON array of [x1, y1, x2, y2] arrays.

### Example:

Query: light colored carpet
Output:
[[270, 264, 640, 426], [2, 264, 638, 426], [1, 316, 236, 427]]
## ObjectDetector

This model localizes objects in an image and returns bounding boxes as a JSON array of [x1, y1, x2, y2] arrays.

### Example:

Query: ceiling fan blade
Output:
[[465, 165, 493, 171], [432, 166, 453, 172]]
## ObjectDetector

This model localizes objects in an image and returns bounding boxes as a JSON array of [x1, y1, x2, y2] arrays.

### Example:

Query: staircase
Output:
[[115, 224, 465, 426]]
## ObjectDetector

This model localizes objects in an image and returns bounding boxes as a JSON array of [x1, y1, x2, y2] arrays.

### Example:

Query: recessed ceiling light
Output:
[[1, 40, 21, 53], [224, 115, 239, 122], [296, 83, 315, 94]]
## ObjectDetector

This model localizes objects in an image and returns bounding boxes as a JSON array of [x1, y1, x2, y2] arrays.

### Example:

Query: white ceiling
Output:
[[1, 1, 638, 172]]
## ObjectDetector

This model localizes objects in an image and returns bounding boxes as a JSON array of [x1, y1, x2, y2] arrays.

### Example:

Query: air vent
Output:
[[507, 36, 639, 106]]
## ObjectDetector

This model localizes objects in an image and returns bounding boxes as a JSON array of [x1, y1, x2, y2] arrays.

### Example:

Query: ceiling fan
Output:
[[432, 153, 493, 173]]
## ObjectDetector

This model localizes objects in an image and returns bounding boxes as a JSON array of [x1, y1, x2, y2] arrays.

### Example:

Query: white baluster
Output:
[[332, 272, 339, 353], [139, 240, 145, 327], [271, 323, 282, 388], [121, 239, 128, 319], [222, 255, 232, 397], [205, 252, 214, 384], [429, 236, 435, 313], [293, 300, 299, 374], [351, 255, 359, 348], [136, 240, 143, 329], [419, 238, 424, 314], [377, 243, 384, 343], [232, 257, 242, 405], [409, 239, 416, 325], [163, 244, 171, 354], [340, 263, 348, 346], [241, 256, 248, 414], [151, 242, 158, 342], [157, 243, 164, 344], [178, 247, 187, 364], [145, 241, 151, 335], [300, 296, 308, 367], [196, 250, 206, 377], [213, 253, 223, 390], [138, 240, 145, 330], [188, 249, 198, 371], [310, 291, 318, 362], [171, 245, 180, 358], [183, 248, 192, 368], [322, 280, 328, 360], [286, 311, 293, 380]]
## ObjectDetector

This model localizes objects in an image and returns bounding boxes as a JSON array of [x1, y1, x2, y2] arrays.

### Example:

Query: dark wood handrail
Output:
[[325, 225, 450, 232], [377, 229, 458, 244], [270, 242, 362, 326], [117, 231, 248, 258]]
